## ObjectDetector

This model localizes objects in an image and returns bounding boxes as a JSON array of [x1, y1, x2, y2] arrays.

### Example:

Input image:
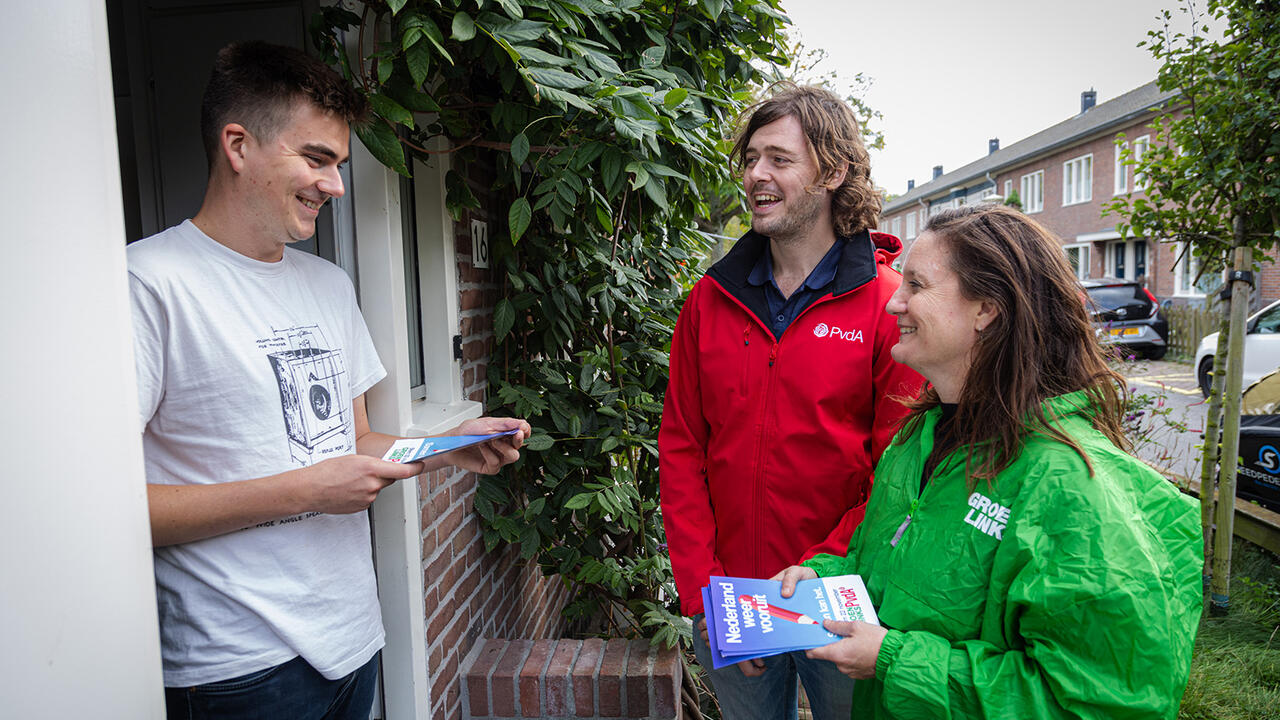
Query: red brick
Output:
[[463, 639, 506, 718], [426, 551, 451, 586], [436, 504, 465, 543], [491, 640, 532, 718], [572, 638, 605, 716], [625, 639, 652, 716], [460, 289, 485, 311], [517, 640, 554, 717], [597, 639, 630, 717], [544, 639, 578, 716], [653, 645, 680, 718]]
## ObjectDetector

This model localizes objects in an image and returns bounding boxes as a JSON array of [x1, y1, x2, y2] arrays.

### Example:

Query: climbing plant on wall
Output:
[[314, 0, 791, 647]]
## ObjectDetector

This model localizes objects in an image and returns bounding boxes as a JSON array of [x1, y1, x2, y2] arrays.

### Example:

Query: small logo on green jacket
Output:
[[964, 492, 1009, 540]]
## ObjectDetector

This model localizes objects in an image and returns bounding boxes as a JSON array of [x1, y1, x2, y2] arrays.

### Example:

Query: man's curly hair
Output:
[[731, 82, 880, 237]]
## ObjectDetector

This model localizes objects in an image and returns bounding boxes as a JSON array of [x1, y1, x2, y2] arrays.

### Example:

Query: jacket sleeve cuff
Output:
[[875, 629, 905, 681], [801, 552, 850, 577]]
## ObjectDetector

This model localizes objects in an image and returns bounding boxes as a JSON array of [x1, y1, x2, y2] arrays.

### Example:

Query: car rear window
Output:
[[1086, 285, 1145, 311]]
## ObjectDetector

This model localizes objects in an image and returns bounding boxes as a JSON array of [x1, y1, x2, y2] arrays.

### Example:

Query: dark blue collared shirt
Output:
[[746, 238, 845, 339]]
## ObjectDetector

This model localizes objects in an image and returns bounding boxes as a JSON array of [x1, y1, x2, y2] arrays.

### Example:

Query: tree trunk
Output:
[[1209, 215, 1253, 615], [1199, 321, 1229, 583]]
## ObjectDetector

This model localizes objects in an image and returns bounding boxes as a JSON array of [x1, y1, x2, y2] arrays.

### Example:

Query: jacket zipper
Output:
[[752, 336, 779, 576]]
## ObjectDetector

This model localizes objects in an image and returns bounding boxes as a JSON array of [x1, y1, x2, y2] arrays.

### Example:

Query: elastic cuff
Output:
[[875, 629, 905, 681]]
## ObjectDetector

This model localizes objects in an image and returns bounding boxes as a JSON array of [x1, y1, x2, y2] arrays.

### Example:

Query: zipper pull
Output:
[[890, 499, 921, 548], [768, 345, 777, 367], [890, 515, 911, 547], [743, 325, 750, 346]]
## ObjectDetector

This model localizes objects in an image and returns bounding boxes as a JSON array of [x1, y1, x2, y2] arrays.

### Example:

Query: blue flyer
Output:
[[381, 429, 519, 464], [701, 574, 879, 669]]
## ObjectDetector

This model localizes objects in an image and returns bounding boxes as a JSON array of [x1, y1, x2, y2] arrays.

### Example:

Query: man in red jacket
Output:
[[659, 84, 921, 719]]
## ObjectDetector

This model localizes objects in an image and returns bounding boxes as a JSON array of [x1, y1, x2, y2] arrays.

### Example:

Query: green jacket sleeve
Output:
[[874, 460, 1202, 720], [802, 551, 853, 577]]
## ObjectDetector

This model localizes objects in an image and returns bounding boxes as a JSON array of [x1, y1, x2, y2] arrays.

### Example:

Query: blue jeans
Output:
[[164, 652, 380, 720], [693, 615, 854, 720]]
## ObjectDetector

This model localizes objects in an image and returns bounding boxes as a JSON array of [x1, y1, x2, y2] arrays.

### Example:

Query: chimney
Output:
[[1081, 89, 1097, 113], [907, 179, 915, 191], [988, 138, 1000, 155], [932, 165, 944, 180]]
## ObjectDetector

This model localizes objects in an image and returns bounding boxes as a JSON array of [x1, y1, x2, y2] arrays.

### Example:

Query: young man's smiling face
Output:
[[240, 102, 350, 252], [742, 114, 832, 243]]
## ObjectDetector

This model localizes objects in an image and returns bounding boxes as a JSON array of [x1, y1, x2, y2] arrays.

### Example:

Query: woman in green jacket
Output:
[[774, 204, 1202, 719]]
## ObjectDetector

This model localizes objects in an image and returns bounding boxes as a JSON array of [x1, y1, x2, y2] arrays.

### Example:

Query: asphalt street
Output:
[[1119, 359, 1208, 480]]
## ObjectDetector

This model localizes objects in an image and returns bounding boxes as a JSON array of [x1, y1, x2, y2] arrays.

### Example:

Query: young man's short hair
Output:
[[733, 83, 881, 237], [200, 41, 369, 169]]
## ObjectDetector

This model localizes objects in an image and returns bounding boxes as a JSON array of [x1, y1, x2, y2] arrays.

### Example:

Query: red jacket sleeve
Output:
[[800, 266, 923, 562], [658, 281, 723, 617]]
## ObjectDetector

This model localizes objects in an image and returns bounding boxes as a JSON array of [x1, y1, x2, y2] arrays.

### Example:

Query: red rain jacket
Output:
[[659, 229, 922, 616]]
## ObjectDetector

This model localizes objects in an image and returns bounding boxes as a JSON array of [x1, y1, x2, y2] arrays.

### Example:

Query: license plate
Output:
[[1108, 328, 1141, 336]]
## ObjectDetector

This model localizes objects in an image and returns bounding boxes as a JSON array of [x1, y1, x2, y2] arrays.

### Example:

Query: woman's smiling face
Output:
[[885, 230, 996, 402]]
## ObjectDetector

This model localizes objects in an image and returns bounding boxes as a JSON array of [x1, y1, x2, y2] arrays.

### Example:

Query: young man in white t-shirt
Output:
[[128, 42, 530, 720]]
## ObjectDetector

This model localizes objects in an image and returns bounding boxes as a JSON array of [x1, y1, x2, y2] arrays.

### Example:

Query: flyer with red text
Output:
[[701, 574, 879, 669]]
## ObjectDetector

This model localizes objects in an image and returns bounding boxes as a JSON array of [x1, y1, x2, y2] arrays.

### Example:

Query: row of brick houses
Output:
[[876, 83, 1280, 310]]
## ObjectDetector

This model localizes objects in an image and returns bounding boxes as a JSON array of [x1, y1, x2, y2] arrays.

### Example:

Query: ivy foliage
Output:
[[313, 1, 791, 645]]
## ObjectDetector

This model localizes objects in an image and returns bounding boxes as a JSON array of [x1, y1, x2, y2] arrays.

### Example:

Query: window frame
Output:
[[1062, 153, 1093, 206], [1020, 170, 1044, 213], [1133, 135, 1151, 190], [1064, 242, 1091, 280], [1114, 141, 1129, 195]]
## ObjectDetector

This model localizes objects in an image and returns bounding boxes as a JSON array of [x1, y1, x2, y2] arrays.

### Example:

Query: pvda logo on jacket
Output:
[[812, 322, 863, 343]]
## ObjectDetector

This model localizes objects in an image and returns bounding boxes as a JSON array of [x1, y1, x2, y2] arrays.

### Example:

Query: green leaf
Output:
[[508, 197, 532, 242], [564, 493, 593, 510], [387, 0, 409, 14], [494, 0, 523, 19], [662, 88, 689, 109], [594, 205, 614, 234], [405, 40, 432, 87], [527, 67, 590, 90], [354, 120, 408, 176], [368, 94, 414, 128], [511, 133, 530, 166], [451, 11, 476, 41], [525, 433, 554, 451], [493, 298, 515, 341]]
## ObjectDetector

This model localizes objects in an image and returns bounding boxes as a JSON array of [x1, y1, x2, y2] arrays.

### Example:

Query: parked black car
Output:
[[1081, 279, 1169, 360]]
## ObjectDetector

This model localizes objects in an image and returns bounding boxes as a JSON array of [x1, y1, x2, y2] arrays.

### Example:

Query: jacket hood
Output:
[[868, 230, 903, 265]]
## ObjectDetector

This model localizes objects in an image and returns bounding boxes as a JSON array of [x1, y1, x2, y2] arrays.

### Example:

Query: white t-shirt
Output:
[[129, 220, 388, 686]]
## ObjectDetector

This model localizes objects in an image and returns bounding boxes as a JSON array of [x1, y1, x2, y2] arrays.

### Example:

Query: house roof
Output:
[[881, 81, 1178, 213]]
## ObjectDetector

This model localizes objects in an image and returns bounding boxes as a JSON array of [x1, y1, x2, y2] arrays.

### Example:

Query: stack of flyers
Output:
[[381, 429, 519, 464], [700, 574, 879, 669]]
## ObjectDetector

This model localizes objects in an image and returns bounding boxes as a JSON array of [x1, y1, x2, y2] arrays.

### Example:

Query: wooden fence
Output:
[[1164, 304, 1220, 361]]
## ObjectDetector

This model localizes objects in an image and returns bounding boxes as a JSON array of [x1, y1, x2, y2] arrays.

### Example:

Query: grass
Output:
[[1179, 540, 1280, 720]]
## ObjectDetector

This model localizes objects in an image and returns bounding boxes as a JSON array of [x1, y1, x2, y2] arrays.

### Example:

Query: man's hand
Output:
[[737, 657, 767, 677], [298, 454, 425, 514], [804, 619, 887, 679], [446, 416, 531, 474], [769, 565, 818, 598]]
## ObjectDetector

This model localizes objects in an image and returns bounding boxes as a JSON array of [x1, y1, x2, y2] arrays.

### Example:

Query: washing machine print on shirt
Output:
[[266, 325, 353, 466]]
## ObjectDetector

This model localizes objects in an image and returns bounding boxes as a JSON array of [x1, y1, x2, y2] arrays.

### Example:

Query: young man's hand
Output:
[[446, 416, 531, 474], [300, 454, 425, 514]]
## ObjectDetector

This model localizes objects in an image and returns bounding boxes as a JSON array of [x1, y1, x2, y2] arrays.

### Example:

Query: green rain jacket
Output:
[[805, 392, 1202, 719]]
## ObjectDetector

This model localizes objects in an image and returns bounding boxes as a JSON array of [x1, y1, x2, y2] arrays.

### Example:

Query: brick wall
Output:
[[419, 154, 574, 720], [461, 639, 682, 720]]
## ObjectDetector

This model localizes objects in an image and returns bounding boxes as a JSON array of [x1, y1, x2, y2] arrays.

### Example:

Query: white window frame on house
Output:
[[1004, 179, 1012, 200], [1020, 170, 1044, 213], [1133, 135, 1151, 190], [1114, 141, 1129, 195], [890, 216, 901, 238], [1062, 153, 1093, 206], [350, 135, 481, 717], [1172, 240, 1217, 297], [905, 210, 916, 240], [1063, 242, 1091, 280]]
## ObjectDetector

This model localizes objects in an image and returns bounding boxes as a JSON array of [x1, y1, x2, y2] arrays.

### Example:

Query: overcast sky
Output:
[[780, 0, 1225, 196]]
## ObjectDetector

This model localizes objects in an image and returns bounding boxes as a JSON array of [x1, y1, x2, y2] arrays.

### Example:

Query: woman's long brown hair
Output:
[[899, 204, 1129, 483]]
